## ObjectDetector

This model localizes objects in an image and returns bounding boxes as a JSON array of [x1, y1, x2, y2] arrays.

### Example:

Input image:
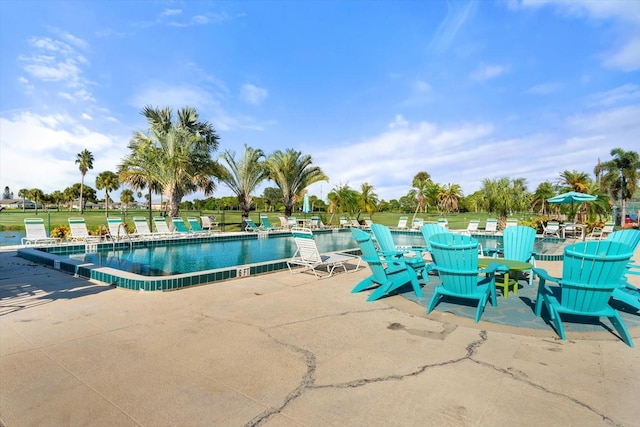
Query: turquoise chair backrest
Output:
[[420, 223, 448, 250], [260, 215, 273, 228], [172, 218, 190, 232], [429, 233, 481, 294], [351, 228, 390, 282], [560, 241, 633, 312], [370, 224, 396, 252], [502, 226, 536, 262], [605, 229, 640, 252], [187, 217, 204, 231]]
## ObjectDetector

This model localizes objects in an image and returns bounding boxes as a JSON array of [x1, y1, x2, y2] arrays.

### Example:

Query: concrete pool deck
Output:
[[1, 247, 639, 426]]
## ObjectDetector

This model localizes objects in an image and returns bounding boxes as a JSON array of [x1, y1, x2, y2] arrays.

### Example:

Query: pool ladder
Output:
[[105, 223, 133, 251]]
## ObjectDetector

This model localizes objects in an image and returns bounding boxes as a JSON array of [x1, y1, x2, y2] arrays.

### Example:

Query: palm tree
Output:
[[122, 106, 223, 218], [18, 188, 29, 212], [95, 171, 120, 217], [437, 183, 463, 213], [75, 149, 94, 214], [557, 170, 591, 193], [118, 137, 164, 225], [358, 182, 379, 218], [266, 149, 328, 217], [598, 148, 640, 225], [411, 171, 432, 218], [219, 145, 268, 220], [29, 188, 44, 215], [531, 181, 555, 215], [120, 189, 135, 212]]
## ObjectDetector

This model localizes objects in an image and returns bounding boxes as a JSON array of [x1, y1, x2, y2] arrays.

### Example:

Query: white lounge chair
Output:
[[458, 219, 479, 235], [339, 217, 351, 228], [586, 222, 615, 240], [484, 218, 498, 235], [505, 219, 518, 229], [411, 218, 424, 230], [107, 217, 129, 241], [132, 216, 156, 239], [396, 216, 408, 230], [350, 218, 364, 228], [68, 217, 102, 243], [363, 217, 374, 229], [153, 217, 175, 236], [200, 215, 218, 231], [542, 221, 561, 238], [287, 227, 361, 278], [22, 218, 60, 245]]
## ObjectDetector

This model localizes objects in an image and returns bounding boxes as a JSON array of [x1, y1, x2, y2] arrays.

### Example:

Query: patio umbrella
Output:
[[546, 191, 597, 221], [302, 194, 310, 217]]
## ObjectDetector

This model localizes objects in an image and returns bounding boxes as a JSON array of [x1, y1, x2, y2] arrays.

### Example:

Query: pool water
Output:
[[65, 231, 563, 277], [68, 231, 359, 276]]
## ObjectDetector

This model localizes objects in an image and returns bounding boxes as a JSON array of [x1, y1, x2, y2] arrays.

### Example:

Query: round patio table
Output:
[[478, 258, 533, 298]]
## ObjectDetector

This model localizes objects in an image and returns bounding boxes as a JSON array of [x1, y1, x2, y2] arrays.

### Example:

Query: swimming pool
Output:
[[17, 229, 565, 292]]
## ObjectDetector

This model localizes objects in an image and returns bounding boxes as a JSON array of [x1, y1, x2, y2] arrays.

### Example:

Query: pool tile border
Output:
[[17, 229, 359, 292]]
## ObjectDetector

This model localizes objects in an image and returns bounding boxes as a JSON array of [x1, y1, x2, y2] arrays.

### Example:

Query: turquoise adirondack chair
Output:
[[606, 229, 640, 311], [426, 233, 506, 323], [496, 225, 537, 287], [370, 224, 429, 280], [534, 241, 635, 347], [350, 228, 424, 302], [420, 223, 448, 252]]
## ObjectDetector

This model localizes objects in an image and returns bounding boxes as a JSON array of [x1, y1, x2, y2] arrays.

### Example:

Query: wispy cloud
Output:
[[428, 0, 478, 54], [513, 0, 640, 71], [471, 64, 508, 81], [588, 83, 640, 107], [239, 84, 268, 105], [525, 82, 563, 95]]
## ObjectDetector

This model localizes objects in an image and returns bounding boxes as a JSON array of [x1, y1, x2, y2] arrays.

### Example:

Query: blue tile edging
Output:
[[17, 242, 361, 292]]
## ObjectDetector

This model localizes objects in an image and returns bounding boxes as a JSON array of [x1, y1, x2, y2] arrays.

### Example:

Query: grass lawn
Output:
[[0, 208, 538, 233]]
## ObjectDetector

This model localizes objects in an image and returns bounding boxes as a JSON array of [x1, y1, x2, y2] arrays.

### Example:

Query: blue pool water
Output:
[[68, 231, 359, 276], [63, 231, 563, 277]]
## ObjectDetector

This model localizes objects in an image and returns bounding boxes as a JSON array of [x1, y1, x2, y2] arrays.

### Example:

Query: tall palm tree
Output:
[[18, 188, 29, 212], [219, 145, 268, 220], [122, 106, 223, 218], [120, 189, 135, 212], [358, 182, 379, 218], [118, 137, 164, 225], [598, 148, 640, 224], [29, 188, 44, 215], [411, 171, 432, 218], [75, 149, 94, 214], [266, 149, 328, 217], [96, 171, 120, 217]]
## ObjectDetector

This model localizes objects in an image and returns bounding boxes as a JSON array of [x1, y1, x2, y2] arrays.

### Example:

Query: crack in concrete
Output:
[[245, 318, 626, 427]]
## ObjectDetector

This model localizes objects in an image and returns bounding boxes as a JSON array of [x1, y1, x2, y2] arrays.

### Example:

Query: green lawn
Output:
[[0, 208, 538, 233]]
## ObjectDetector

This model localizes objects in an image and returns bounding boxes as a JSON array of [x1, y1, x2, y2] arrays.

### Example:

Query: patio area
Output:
[[1, 249, 639, 426]]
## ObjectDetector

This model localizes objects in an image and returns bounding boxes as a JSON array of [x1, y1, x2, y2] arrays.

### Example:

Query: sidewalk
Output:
[[1, 249, 639, 426]]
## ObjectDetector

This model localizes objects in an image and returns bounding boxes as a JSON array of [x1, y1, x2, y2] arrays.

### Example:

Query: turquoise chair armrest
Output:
[[532, 267, 560, 285], [481, 263, 509, 274]]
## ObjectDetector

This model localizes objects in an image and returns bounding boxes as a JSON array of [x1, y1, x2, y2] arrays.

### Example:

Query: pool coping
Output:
[[17, 229, 360, 291]]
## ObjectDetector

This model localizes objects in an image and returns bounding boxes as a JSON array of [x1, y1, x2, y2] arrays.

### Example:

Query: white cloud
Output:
[[525, 82, 563, 95], [515, 0, 640, 71], [239, 84, 268, 105], [0, 112, 124, 194], [388, 114, 408, 129], [588, 83, 640, 106], [471, 64, 508, 81], [161, 9, 182, 17], [82, 113, 93, 121]]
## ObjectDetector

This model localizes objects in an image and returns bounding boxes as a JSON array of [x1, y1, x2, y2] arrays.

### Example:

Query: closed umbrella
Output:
[[547, 191, 597, 221], [302, 194, 310, 218]]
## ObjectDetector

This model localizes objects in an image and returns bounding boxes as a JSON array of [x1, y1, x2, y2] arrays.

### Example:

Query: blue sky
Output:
[[1, 0, 639, 203]]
